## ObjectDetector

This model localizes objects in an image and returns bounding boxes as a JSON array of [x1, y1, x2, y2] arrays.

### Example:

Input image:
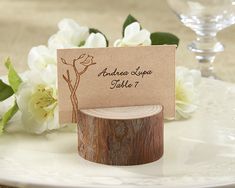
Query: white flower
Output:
[[114, 22, 151, 47], [19, 18, 108, 134], [16, 71, 59, 134], [83, 33, 106, 48], [48, 18, 106, 49], [27, 45, 57, 85], [48, 18, 89, 49], [175, 66, 201, 120], [28, 45, 56, 70]]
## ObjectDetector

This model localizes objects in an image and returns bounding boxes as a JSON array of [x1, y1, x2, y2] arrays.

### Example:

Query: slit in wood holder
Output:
[[77, 105, 164, 166]]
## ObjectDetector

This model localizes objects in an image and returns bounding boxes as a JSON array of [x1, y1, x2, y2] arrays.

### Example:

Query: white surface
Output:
[[0, 78, 235, 188]]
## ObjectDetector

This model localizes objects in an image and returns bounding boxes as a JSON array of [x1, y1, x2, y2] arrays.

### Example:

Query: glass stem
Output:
[[188, 31, 224, 77]]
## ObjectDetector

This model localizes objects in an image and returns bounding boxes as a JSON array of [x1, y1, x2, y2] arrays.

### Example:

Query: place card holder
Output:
[[77, 105, 164, 165], [57, 46, 175, 165]]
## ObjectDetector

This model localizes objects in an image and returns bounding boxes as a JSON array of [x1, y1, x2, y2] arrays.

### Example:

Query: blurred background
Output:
[[0, 0, 235, 82]]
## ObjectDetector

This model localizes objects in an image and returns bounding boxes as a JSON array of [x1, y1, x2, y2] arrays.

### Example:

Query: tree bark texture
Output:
[[77, 106, 164, 165]]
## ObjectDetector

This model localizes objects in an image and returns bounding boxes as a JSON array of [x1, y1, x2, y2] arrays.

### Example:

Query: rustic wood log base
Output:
[[77, 105, 164, 166]]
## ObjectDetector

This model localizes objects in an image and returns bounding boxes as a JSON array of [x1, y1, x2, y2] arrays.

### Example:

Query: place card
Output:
[[57, 46, 175, 123]]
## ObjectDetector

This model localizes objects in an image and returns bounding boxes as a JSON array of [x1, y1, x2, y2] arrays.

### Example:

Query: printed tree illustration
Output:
[[61, 54, 96, 123]]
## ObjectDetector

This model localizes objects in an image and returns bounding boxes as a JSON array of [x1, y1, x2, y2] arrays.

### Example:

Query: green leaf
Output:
[[5, 58, 23, 93], [150, 32, 179, 46], [122, 14, 140, 37], [89, 28, 109, 47], [0, 79, 14, 101], [0, 100, 19, 134]]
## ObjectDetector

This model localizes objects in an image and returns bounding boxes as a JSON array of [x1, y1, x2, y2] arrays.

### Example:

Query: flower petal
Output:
[[41, 64, 57, 85], [58, 18, 81, 31], [83, 33, 106, 48], [48, 106, 59, 130], [16, 83, 33, 112], [28, 45, 55, 71], [113, 39, 122, 47], [21, 110, 48, 134], [115, 22, 151, 47], [124, 22, 140, 38], [175, 66, 201, 120], [48, 29, 89, 49], [190, 69, 201, 86], [124, 29, 151, 46]]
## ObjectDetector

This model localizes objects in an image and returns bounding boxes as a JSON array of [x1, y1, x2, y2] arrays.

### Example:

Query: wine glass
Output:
[[167, 0, 235, 77]]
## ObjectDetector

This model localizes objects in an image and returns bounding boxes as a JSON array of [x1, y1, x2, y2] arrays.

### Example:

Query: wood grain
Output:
[[77, 105, 164, 165], [1, 0, 235, 186]]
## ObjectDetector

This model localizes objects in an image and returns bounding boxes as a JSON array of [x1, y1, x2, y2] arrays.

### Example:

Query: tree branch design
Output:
[[61, 54, 96, 123]]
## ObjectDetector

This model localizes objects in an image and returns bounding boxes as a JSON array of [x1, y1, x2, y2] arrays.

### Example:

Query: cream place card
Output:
[[57, 45, 175, 123]]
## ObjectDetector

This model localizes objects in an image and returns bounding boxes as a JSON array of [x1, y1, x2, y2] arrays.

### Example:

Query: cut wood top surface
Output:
[[80, 105, 163, 120]]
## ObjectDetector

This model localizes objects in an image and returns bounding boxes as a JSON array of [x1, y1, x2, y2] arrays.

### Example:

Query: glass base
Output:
[[188, 38, 224, 78], [196, 62, 218, 79]]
